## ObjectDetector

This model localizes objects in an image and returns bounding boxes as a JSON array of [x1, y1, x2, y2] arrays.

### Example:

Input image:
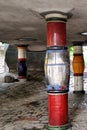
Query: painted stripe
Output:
[[73, 54, 83, 56], [47, 49, 67, 53], [18, 47, 26, 59], [17, 47, 26, 49], [18, 76, 26, 79], [48, 124, 70, 129], [45, 13, 67, 19], [74, 74, 83, 76], [74, 76, 84, 91], [18, 60, 27, 78], [47, 84, 69, 92], [46, 17, 67, 22], [47, 46, 67, 50], [74, 45, 83, 54], [18, 58, 26, 61], [48, 93, 68, 95], [48, 93, 68, 126], [47, 22, 66, 46]]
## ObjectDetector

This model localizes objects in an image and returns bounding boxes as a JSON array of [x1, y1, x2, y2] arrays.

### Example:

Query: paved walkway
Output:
[[0, 72, 86, 130]]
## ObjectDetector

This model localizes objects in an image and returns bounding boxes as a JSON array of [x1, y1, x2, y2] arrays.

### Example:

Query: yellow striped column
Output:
[[72, 43, 85, 94]]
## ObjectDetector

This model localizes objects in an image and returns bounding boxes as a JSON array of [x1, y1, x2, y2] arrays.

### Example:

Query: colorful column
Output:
[[17, 45, 27, 81], [72, 43, 85, 94], [44, 12, 70, 130]]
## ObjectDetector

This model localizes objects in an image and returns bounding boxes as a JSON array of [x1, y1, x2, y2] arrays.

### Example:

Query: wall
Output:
[[5, 45, 46, 73]]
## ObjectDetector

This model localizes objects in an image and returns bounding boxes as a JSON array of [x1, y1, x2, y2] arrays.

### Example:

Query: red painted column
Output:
[[47, 22, 66, 47], [44, 12, 70, 130], [45, 13, 67, 47], [17, 45, 27, 81], [48, 93, 68, 126]]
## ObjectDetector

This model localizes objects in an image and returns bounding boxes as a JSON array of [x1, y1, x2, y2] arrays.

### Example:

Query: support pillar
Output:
[[72, 43, 85, 94], [44, 12, 70, 130], [17, 45, 27, 81]]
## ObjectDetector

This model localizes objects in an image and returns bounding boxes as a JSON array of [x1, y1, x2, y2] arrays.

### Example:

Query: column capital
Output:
[[17, 45, 28, 48], [41, 11, 71, 22], [72, 41, 84, 46]]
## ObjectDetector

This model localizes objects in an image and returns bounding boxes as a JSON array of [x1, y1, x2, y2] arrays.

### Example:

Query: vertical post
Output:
[[17, 45, 27, 82], [72, 43, 85, 94], [44, 12, 70, 129]]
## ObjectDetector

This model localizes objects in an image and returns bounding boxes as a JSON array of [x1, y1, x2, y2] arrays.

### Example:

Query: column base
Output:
[[46, 123, 71, 130], [47, 90, 69, 93], [18, 76, 26, 82], [19, 78, 26, 82], [73, 90, 85, 94]]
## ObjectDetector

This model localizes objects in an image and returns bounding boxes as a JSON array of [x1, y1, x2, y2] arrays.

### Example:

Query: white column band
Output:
[[74, 76, 84, 91], [18, 47, 26, 59], [74, 46, 83, 54]]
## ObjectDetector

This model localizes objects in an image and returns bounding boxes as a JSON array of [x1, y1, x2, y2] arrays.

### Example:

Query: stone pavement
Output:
[[0, 72, 86, 130]]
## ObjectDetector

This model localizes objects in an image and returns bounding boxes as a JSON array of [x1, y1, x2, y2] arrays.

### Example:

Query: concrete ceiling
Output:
[[0, 0, 87, 50]]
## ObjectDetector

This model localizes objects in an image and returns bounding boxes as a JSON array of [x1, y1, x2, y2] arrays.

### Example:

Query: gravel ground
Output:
[[0, 72, 87, 130]]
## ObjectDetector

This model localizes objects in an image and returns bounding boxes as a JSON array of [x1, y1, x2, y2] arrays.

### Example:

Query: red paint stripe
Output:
[[73, 54, 83, 56], [48, 93, 68, 126], [18, 58, 26, 61], [74, 74, 83, 76], [17, 46, 26, 49], [47, 22, 66, 47], [18, 76, 26, 79]]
